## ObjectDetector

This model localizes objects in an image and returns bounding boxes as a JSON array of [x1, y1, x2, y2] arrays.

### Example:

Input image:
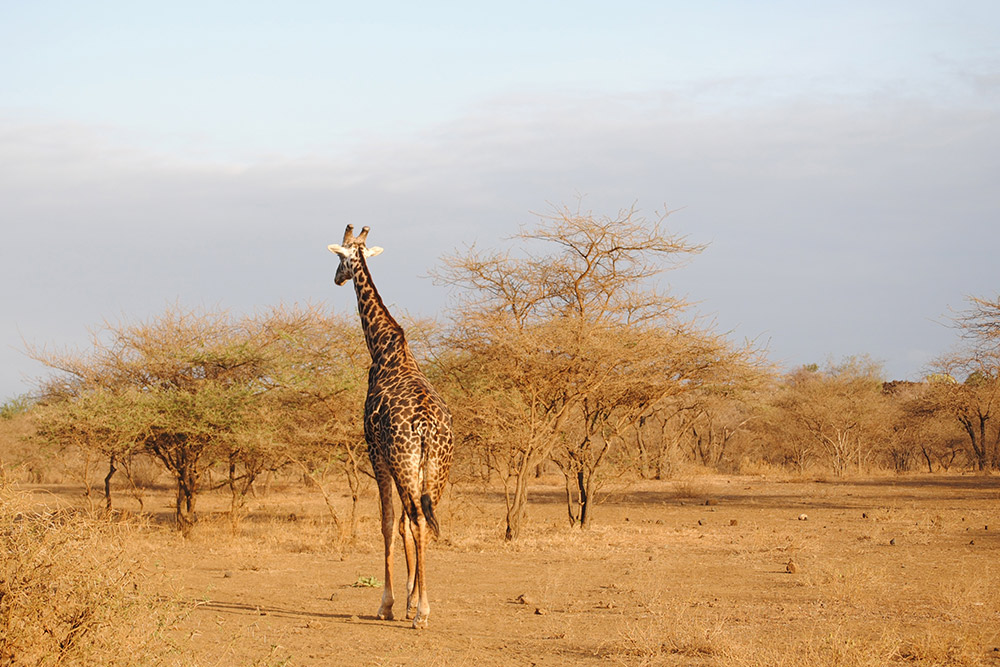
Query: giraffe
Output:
[[327, 224, 454, 630]]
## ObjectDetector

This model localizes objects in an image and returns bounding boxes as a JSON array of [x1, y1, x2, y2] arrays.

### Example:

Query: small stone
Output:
[[697, 519, 704, 526], [223, 571, 233, 578], [798, 514, 808, 521], [534, 607, 547, 615], [970, 540, 975, 545], [889, 538, 896, 546], [862, 512, 868, 519], [730, 519, 738, 526], [516, 594, 534, 605], [655, 519, 664, 525], [786, 559, 798, 574], [705, 499, 718, 506]]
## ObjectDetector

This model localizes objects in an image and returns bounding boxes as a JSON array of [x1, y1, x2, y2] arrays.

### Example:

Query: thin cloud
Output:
[[2, 85, 999, 397]]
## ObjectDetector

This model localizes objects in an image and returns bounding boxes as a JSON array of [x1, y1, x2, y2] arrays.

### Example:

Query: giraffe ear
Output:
[[328, 244, 349, 257], [364, 246, 384, 258]]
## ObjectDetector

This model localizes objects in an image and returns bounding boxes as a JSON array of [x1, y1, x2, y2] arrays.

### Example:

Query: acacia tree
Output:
[[261, 306, 371, 538], [632, 401, 702, 479], [943, 295, 1000, 470], [29, 304, 365, 534], [882, 379, 968, 473], [436, 204, 724, 538], [956, 295, 1000, 342], [920, 295, 1000, 472], [683, 384, 763, 471], [33, 387, 148, 510], [32, 308, 273, 533], [772, 357, 888, 476], [552, 325, 761, 527], [936, 374, 1000, 472]]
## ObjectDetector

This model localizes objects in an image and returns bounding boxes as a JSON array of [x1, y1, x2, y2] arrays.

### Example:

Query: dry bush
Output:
[[0, 412, 65, 485], [0, 487, 185, 666], [671, 475, 713, 499]]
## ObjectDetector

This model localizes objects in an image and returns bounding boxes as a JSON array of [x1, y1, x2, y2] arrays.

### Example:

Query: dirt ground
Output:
[[26, 474, 1000, 666]]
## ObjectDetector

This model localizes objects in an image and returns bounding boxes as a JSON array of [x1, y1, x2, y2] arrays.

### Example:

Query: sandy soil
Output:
[[31, 474, 1000, 665]]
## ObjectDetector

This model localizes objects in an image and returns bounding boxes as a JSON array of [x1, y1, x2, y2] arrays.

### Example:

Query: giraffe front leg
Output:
[[399, 513, 417, 619], [375, 477, 395, 621]]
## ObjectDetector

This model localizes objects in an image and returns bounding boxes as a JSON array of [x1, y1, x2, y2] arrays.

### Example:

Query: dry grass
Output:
[[0, 485, 188, 666], [5, 474, 1000, 666]]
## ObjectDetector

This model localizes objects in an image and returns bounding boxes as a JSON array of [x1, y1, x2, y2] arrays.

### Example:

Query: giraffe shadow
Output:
[[179, 597, 383, 624]]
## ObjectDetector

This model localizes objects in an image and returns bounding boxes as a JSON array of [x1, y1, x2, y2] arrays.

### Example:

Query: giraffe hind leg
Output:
[[399, 513, 417, 619], [399, 495, 432, 629], [410, 510, 431, 629]]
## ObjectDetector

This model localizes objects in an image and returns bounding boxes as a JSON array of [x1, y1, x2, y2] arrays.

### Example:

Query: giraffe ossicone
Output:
[[327, 224, 454, 630]]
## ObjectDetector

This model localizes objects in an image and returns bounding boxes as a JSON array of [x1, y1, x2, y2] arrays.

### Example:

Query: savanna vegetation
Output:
[[1, 205, 998, 665]]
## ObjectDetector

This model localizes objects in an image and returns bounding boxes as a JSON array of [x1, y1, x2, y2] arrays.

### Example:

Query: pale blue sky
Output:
[[2, 1, 999, 399], [4, 2, 991, 155]]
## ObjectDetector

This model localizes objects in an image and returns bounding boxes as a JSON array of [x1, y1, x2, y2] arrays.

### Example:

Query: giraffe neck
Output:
[[351, 250, 408, 365]]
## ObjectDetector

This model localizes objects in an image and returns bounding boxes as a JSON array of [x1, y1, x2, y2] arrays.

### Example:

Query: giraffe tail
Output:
[[418, 429, 442, 538], [420, 493, 440, 539]]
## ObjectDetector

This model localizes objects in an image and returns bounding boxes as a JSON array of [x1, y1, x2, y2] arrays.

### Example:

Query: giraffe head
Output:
[[328, 224, 384, 286]]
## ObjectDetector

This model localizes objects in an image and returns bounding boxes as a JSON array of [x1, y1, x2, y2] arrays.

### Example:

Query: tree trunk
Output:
[[175, 464, 199, 537], [636, 416, 650, 479], [345, 444, 365, 539], [147, 433, 203, 535], [103, 454, 117, 512], [919, 445, 934, 474], [978, 415, 989, 472], [119, 455, 146, 511], [505, 470, 530, 541], [577, 471, 590, 529], [562, 471, 577, 527], [227, 454, 242, 534], [960, 414, 988, 471]]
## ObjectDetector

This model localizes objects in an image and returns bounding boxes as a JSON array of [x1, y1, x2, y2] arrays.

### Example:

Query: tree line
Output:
[[5, 206, 999, 540]]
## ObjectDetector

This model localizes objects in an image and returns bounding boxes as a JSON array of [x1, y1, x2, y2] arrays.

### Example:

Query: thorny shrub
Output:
[[0, 486, 184, 666]]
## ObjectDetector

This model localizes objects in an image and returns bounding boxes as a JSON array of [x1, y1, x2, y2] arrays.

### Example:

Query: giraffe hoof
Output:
[[405, 606, 416, 620], [411, 616, 428, 630], [377, 608, 394, 621]]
